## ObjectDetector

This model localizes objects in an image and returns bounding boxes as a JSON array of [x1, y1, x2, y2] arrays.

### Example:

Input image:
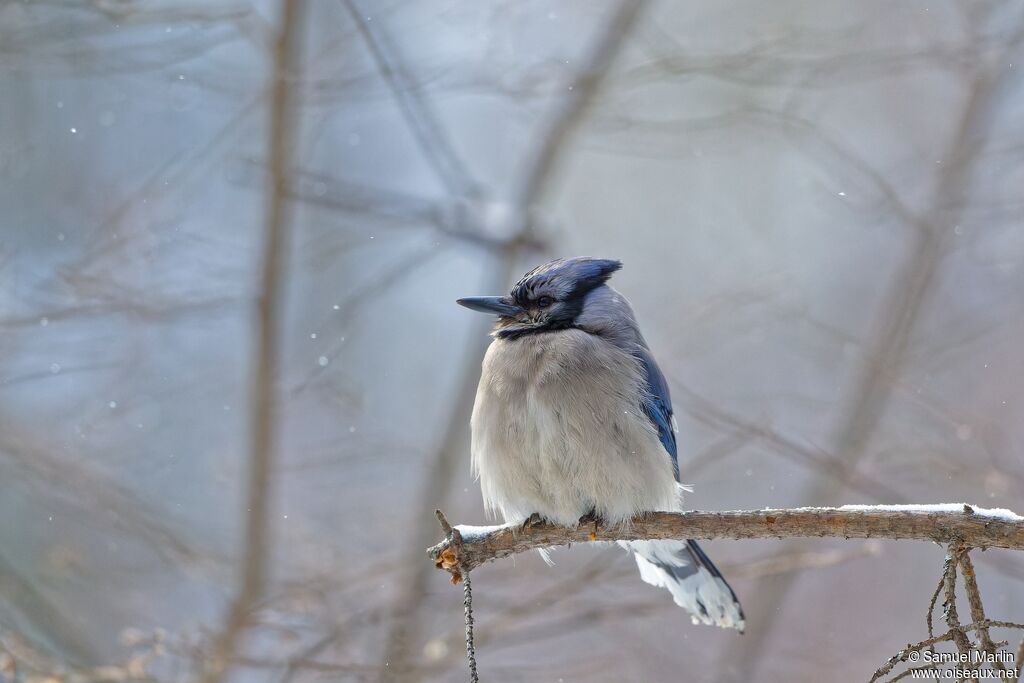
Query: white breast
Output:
[[469, 329, 679, 526]]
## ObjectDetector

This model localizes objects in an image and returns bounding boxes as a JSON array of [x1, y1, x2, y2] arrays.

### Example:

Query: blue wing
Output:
[[635, 347, 679, 480]]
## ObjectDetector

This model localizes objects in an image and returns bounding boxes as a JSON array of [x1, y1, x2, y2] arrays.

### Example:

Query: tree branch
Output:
[[427, 505, 1024, 580], [960, 551, 1006, 671], [199, 3, 305, 683]]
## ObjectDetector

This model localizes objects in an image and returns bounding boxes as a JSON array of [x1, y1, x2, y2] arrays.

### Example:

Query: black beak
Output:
[[456, 296, 523, 317]]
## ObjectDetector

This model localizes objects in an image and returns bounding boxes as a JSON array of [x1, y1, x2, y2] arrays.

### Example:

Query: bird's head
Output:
[[457, 257, 622, 339]]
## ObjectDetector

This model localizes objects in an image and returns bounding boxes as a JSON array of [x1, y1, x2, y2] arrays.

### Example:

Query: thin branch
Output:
[[942, 545, 974, 682], [427, 506, 1024, 578], [870, 619, 1024, 683], [926, 574, 945, 664], [671, 379, 909, 502], [339, 0, 479, 198], [870, 630, 959, 683], [729, 19, 1020, 675], [372, 258, 518, 682], [511, 0, 647, 209], [200, 3, 305, 683], [960, 551, 1005, 671], [374, 4, 643, 680]]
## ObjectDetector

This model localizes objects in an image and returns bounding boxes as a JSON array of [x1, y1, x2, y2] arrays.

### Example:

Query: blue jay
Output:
[[457, 257, 744, 631]]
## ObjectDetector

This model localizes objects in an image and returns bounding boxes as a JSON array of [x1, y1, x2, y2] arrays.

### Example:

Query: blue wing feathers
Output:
[[635, 347, 679, 480]]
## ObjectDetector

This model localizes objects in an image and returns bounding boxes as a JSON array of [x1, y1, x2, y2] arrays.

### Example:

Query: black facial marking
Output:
[[497, 257, 622, 339]]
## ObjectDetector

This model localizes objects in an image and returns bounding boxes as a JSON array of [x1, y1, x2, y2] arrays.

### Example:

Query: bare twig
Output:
[[671, 379, 909, 502], [727, 543, 883, 580], [200, 3, 305, 683], [374, 4, 643, 679], [510, 0, 647, 208], [373, 258, 519, 682], [461, 571, 478, 683], [870, 630, 960, 683], [868, 542, 1024, 683], [340, 0, 479, 198], [926, 574, 945, 664], [430, 512, 478, 682], [869, 619, 1024, 683], [729, 18, 1019, 676], [960, 551, 1005, 671], [427, 506, 1024, 579], [0, 630, 154, 683], [942, 545, 974, 682]]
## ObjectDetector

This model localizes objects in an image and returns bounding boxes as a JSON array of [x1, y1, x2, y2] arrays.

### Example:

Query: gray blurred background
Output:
[[2, 1, 1023, 681]]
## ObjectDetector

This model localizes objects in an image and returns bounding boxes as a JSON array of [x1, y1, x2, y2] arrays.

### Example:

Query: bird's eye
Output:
[[536, 296, 554, 308]]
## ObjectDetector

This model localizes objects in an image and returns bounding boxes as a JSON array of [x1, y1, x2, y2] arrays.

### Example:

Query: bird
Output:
[[457, 256, 745, 631]]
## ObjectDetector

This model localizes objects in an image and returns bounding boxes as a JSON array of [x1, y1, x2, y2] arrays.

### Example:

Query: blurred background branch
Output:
[[200, 3, 306, 683]]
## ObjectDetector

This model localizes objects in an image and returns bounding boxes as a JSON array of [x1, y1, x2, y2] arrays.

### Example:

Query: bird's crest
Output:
[[511, 257, 622, 303]]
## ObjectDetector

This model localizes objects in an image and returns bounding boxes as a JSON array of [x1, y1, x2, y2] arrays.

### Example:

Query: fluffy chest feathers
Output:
[[469, 329, 678, 526]]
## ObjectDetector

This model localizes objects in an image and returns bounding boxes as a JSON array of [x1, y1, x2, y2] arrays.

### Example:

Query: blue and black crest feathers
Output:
[[511, 257, 622, 302]]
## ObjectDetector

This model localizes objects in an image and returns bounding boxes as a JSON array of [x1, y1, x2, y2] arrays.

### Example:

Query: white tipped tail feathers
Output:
[[626, 539, 745, 632]]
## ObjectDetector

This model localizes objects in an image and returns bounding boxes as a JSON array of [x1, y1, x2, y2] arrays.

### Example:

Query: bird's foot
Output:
[[521, 512, 544, 531], [578, 508, 600, 541]]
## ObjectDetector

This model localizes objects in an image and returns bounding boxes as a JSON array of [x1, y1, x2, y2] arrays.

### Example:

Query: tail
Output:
[[626, 539, 745, 632]]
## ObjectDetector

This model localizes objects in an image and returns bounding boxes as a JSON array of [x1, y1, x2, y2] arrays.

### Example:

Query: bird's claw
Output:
[[578, 509, 600, 541], [521, 512, 544, 530]]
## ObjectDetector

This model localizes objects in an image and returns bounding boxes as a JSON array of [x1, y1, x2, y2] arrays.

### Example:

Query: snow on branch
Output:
[[427, 504, 1024, 580], [429, 505, 1024, 682]]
